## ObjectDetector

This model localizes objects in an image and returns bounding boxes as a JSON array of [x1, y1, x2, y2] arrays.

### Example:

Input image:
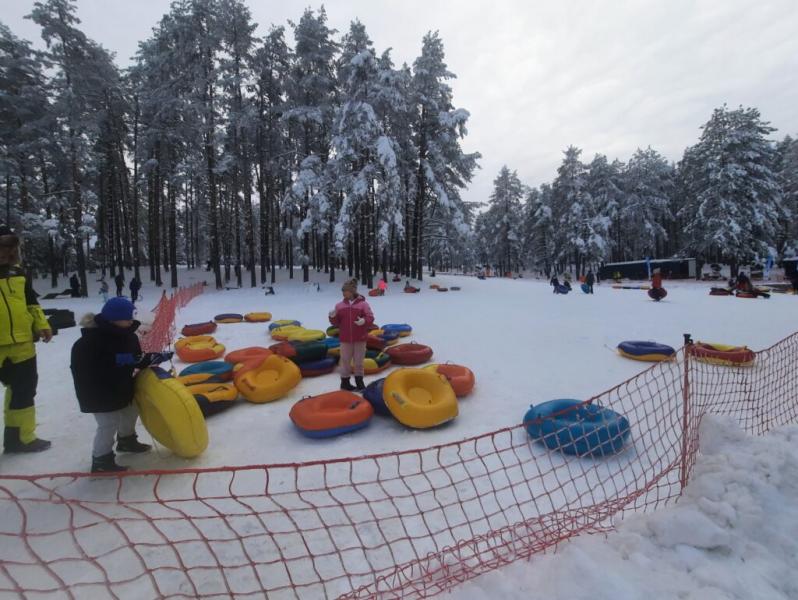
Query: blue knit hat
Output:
[[101, 297, 135, 321]]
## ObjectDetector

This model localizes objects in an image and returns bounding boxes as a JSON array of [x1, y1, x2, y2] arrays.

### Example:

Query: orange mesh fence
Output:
[[140, 283, 203, 353], [0, 332, 796, 599]]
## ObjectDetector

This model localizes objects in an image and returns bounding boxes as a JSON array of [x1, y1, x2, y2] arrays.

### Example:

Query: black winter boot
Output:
[[3, 427, 51, 453], [116, 434, 152, 453], [340, 377, 356, 391], [354, 376, 366, 391], [91, 452, 128, 473]]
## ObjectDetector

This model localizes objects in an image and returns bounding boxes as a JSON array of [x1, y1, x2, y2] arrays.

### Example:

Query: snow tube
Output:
[[234, 354, 302, 403], [284, 328, 326, 343], [613, 285, 650, 290], [214, 313, 244, 323], [555, 284, 570, 294], [366, 334, 386, 351], [368, 289, 382, 297], [270, 325, 305, 341], [370, 329, 400, 346], [404, 287, 420, 293], [424, 363, 475, 397], [244, 312, 272, 322], [323, 336, 341, 357], [383, 368, 458, 429], [648, 288, 667, 301], [133, 367, 208, 458], [617, 341, 676, 362], [429, 284, 439, 289], [450, 286, 461, 291], [299, 357, 338, 377], [186, 382, 238, 416], [688, 342, 755, 367], [709, 288, 733, 296], [523, 399, 631, 458], [735, 290, 757, 299], [581, 283, 591, 294], [269, 340, 328, 363], [176, 372, 227, 386], [181, 321, 217, 337], [363, 377, 390, 415], [45, 309, 76, 330], [175, 336, 225, 363], [356, 351, 392, 375], [386, 343, 433, 366], [326, 326, 340, 337], [269, 319, 301, 331], [382, 323, 412, 337], [436, 287, 449, 292], [179, 360, 234, 380], [289, 391, 374, 438], [225, 346, 272, 365]]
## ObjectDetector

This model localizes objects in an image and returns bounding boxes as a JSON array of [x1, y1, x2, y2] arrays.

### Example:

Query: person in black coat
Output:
[[129, 276, 142, 304], [114, 272, 125, 297], [69, 273, 80, 297], [585, 270, 595, 294], [71, 297, 171, 472]]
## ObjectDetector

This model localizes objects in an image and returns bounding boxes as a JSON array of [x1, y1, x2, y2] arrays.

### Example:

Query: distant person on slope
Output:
[[550, 274, 560, 293], [649, 268, 666, 301], [114, 271, 125, 296], [735, 272, 754, 293], [378, 278, 387, 296], [129, 276, 141, 304], [585, 270, 595, 294], [329, 278, 374, 392], [69, 272, 81, 297]]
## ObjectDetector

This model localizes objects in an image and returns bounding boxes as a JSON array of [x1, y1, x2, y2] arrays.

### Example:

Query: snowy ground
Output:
[[1, 269, 795, 475], [458, 416, 798, 600]]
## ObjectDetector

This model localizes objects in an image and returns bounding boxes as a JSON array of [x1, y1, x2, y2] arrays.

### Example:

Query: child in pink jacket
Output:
[[329, 278, 375, 390]]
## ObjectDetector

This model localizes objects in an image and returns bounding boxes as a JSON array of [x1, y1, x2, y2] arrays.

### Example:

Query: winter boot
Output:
[[91, 452, 128, 473], [3, 427, 51, 453], [340, 377, 356, 391], [116, 434, 152, 453], [354, 376, 366, 391]]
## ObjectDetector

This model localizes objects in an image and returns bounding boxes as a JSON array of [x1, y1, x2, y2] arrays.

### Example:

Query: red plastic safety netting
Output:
[[140, 283, 204, 353], [0, 332, 795, 599]]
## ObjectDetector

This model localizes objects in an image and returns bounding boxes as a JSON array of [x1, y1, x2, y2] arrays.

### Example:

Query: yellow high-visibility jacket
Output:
[[0, 265, 50, 347]]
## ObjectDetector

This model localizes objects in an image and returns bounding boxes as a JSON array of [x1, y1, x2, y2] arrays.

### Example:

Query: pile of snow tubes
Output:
[[709, 287, 733, 296], [269, 319, 301, 331], [134, 367, 208, 458], [382, 323, 412, 337], [184, 382, 238, 417], [175, 335, 226, 363], [386, 342, 433, 365], [289, 391, 374, 438], [326, 325, 340, 337], [424, 363, 475, 397], [648, 288, 667, 301], [225, 346, 272, 365], [688, 342, 755, 367], [383, 368, 458, 429], [176, 372, 227, 387], [523, 399, 631, 457], [181, 321, 217, 336], [299, 357, 338, 377], [269, 340, 329, 363], [323, 336, 341, 356], [244, 312, 272, 322], [357, 351, 392, 375], [616, 340, 676, 362], [234, 354, 301, 403], [214, 313, 244, 324], [179, 360, 234, 380]]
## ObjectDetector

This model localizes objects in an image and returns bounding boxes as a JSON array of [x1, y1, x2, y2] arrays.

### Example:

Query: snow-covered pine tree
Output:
[[679, 105, 783, 275], [477, 166, 526, 274], [586, 154, 623, 262], [774, 135, 798, 255]]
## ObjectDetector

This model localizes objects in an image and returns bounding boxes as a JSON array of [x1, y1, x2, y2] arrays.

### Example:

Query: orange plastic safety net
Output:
[[0, 332, 795, 599]]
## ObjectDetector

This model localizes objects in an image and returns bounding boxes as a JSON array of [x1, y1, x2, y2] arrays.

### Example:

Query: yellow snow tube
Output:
[[134, 367, 208, 458], [234, 354, 302, 403], [285, 328, 326, 343], [383, 368, 458, 429], [174, 335, 225, 363], [270, 325, 305, 341], [244, 312, 272, 322]]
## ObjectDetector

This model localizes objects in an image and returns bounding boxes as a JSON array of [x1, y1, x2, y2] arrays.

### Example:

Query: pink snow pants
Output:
[[339, 341, 367, 377]]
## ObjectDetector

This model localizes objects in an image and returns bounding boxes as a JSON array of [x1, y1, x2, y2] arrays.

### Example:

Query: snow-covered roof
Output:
[[602, 258, 696, 267]]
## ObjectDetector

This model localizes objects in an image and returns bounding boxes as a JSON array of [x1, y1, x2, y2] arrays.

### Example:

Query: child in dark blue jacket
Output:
[[71, 297, 171, 472]]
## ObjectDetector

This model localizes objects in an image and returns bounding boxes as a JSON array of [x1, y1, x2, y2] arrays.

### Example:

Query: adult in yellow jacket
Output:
[[0, 225, 52, 453]]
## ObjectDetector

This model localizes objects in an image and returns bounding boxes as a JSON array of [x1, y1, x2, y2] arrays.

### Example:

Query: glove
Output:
[[115, 353, 136, 366], [328, 310, 337, 319], [136, 351, 174, 368], [354, 317, 366, 326]]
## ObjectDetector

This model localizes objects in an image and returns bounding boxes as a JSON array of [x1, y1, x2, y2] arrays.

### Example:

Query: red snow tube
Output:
[[404, 287, 420, 294], [181, 321, 217, 336], [688, 342, 755, 366], [735, 290, 757, 299], [648, 288, 667, 301], [709, 288, 733, 296], [368, 289, 382, 297], [386, 343, 433, 365], [366, 335, 386, 351], [225, 347, 273, 364]]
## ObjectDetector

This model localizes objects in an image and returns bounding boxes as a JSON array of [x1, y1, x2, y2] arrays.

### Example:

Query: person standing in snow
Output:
[[69, 272, 81, 297], [114, 271, 125, 297], [99, 279, 109, 303], [70, 297, 172, 472], [0, 225, 53, 453], [378, 278, 387, 296], [649, 268, 667, 301], [129, 276, 141, 304], [550, 274, 560, 293], [328, 278, 375, 391], [585, 270, 595, 294]]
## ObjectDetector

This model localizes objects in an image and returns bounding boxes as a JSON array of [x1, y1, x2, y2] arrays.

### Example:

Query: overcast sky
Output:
[[2, 0, 797, 208]]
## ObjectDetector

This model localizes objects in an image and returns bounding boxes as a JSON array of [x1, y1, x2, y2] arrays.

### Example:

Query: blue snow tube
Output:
[[179, 361, 233, 379], [523, 399, 631, 457], [617, 340, 675, 362], [363, 377, 390, 416], [323, 336, 341, 350], [556, 284, 571, 294], [269, 320, 301, 331], [382, 323, 412, 336], [581, 283, 590, 294]]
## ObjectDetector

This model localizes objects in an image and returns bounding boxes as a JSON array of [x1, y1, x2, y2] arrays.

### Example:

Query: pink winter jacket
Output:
[[329, 295, 375, 343]]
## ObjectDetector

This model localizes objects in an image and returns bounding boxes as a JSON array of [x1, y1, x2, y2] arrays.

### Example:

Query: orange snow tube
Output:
[[175, 335, 226, 363], [234, 354, 301, 403], [386, 343, 433, 365], [289, 391, 374, 438], [424, 363, 475, 397], [225, 346, 273, 365], [688, 342, 755, 367], [244, 312, 272, 322]]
